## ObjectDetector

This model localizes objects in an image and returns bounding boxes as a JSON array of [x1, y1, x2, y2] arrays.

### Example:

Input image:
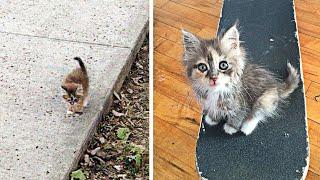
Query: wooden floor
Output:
[[154, 0, 320, 179]]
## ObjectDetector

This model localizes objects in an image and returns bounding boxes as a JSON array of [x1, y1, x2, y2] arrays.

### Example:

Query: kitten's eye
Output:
[[74, 99, 78, 103], [197, 63, 208, 72], [219, 61, 229, 70]]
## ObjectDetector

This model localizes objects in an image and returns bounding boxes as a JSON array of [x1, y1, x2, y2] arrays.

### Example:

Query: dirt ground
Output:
[[71, 37, 149, 180]]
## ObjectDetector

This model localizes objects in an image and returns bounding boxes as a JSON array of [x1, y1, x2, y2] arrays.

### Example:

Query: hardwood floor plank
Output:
[[299, 34, 320, 53], [298, 21, 320, 40], [161, 1, 219, 29], [155, 8, 204, 33], [295, 0, 320, 26], [154, 144, 198, 180], [154, 51, 185, 79], [155, 68, 198, 108], [306, 82, 320, 100], [155, 35, 166, 49], [155, 0, 170, 8], [155, 39, 183, 60], [154, 117, 198, 168], [171, 0, 223, 17], [296, 4, 320, 27], [154, 91, 200, 137], [155, 21, 183, 44], [306, 170, 320, 180], [306, 98, 320, 124], [308, 119, 320, 148], [304, 78, 312, 93], [301, 50, 320, 83], [197, 26, 217, 39], [309, 144, 320, 175]]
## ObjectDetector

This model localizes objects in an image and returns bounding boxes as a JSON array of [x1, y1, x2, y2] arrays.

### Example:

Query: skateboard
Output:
[[196, 0, 309, 179]]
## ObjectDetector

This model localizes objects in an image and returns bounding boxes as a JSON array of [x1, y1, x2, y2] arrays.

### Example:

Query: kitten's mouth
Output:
[[209, 77, 217, 87]]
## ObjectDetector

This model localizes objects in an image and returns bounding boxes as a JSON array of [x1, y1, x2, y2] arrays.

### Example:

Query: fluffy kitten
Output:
[[61, 57, 89, 115], [182, 24, 300, 135]]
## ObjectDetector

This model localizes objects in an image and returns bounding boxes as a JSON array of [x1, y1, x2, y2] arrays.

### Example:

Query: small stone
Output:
[[84, 154, 90, 165], [127, 88, 133, 94], [114, 165, 122, 171], [99, 137, 106, 144], [117, 174, 126, 178]]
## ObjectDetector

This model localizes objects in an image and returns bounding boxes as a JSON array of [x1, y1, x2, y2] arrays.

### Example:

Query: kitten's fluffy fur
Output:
[[61, 57, 89, 115], [182, 24, 300, 135]]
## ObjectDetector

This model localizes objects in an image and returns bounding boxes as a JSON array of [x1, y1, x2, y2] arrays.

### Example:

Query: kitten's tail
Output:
[[74, 57, 87, 74], [280, 63, 300, 99], [74, 57, 89, 97]]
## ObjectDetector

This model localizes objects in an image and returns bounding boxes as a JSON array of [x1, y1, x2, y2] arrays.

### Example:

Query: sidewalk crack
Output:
[[0, 31, 130, 49]]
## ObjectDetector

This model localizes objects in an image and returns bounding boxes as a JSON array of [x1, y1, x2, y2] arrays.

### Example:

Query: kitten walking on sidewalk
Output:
[[61, 57, 89, 115]]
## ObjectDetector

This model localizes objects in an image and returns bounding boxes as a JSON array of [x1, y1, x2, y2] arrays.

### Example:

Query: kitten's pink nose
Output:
[[209, 77, 218, 86]]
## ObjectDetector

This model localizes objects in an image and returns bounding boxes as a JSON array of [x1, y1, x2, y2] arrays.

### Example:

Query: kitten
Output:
[[61, 57, 89, 115], [181, 24, 300, 135]]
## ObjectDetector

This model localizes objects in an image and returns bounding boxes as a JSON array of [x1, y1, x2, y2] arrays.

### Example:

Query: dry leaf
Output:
[[96, 151, 106, 158], [112, 110, 124, 117], [90, 147, 101, 156], [113, 92, 121, 101]]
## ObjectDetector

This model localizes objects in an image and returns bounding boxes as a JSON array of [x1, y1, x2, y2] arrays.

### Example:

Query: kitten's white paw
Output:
[[204, 115, 218, 126], [241, 120, 258, 135], [223, 123, 238, 135], [67, 110, 74, 115]]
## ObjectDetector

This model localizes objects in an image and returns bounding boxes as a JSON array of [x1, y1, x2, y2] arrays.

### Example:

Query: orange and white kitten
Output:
[[61, 57, 89, 115]]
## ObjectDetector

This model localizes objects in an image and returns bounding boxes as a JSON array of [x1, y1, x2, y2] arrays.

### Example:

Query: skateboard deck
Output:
[[196, 0, 309, 179]]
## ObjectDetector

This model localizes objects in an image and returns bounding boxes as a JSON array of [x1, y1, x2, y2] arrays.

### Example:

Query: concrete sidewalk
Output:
[[0, 1, 148, 179]]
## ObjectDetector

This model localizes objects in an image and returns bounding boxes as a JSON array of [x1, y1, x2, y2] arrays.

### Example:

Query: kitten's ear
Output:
[[182, 30, 200, 53], [61, 85, 68, 92], [220, 24, 240, 52]]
